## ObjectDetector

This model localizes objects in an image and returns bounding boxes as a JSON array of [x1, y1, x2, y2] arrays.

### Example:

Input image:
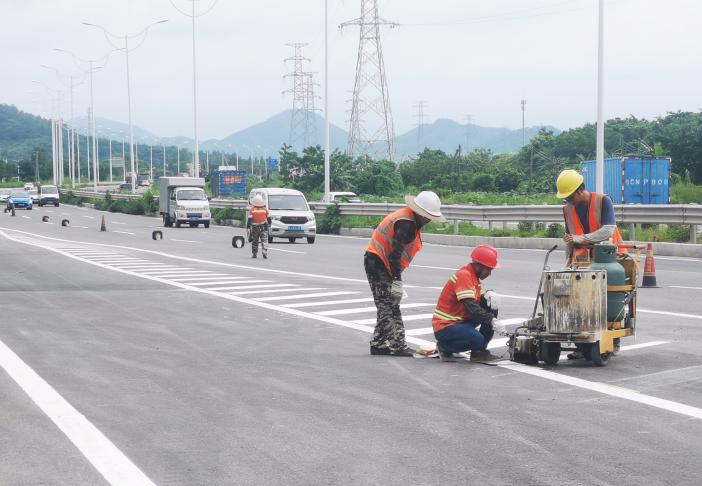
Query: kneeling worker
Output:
[[432, 245, 505, 362]]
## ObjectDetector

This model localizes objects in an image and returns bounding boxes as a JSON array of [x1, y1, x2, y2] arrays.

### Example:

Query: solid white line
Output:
[[355, 315, 431, 326], [268, 247, 306, 254], [638, 308, 702, 320], [316, 303, 433, 316], [74, 225, 89, 229], [83, 216, 95, 219], [617, 340, 669, 351], [207, 283, 296, 291], [171, 239, 199, 243], [283, 297, 376, 308], [0, 339, 156, 485], [230, 287, 325, 296], [167, 275, 231, 281], [6, 229, 697, 420], [187, 279, 260, 286], [256, 291, 357, 302], [669, 285, 702, 291], [112, 231, 136, 236]]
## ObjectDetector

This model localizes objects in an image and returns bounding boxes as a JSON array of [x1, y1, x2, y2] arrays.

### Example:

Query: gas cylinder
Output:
[[590, 243, 626, 322]]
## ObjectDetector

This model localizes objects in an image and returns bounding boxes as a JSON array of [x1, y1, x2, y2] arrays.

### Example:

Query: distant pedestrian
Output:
[[248, 194, 270, 259], [365, 191, 446, 357]]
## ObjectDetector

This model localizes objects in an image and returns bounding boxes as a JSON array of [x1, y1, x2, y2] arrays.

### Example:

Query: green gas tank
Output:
[[590, 243, 626, 322]]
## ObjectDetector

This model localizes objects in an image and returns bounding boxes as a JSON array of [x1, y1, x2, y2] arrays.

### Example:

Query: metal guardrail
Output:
[[69, 190, 702, 225]]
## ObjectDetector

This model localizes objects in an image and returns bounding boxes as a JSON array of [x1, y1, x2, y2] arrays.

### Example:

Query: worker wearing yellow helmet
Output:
[[556, 169, 626, 359]]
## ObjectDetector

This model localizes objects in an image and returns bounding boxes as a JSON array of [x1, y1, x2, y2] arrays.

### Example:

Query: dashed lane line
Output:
[[255, 291, 356, 302], [316, 303, 433, 316], [283, 297, 376, 308], [229, 287, 325, 296]]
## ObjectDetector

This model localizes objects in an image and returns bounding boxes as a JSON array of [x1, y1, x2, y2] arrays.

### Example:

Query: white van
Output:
[[247, 188, 316, 244]]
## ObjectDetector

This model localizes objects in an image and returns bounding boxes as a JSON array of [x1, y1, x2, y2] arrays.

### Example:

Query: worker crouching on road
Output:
[[432, 245, 506, 362], [248, 195, 270, 259], [365, 190, 446, 357]]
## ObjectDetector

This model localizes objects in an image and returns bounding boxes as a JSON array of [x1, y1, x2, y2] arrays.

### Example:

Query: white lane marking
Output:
[[207, 283, 294, 291], [669, 285, 702, 291], [112, 231, 136, 236], [638, 308, 702, 320], [283, 297, 376, 308], [171, 239, 199, 243], [5, 230, 697, 420], [0, 339, 156, 485], [82, 216, 95, 219], [256, 291, 357, 302], [22, 216, 31, 219], [112, 222, 126, 225], [138, 272, 208, 277], [412, 264, 455, 271], [617, 341, 669, 351], [497, 360, 702, 420], [268, 247, 306, 254], [357, 315, 432, 326], [188, 280, 261, 286], [74, 225, 89, 229], [316, 303, 433, 316], [166, 275, 231, 281], [229, 287, 324, 296]]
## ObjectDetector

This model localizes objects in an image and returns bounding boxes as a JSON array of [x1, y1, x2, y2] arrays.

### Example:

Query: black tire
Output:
[[267, 234, 273, 243], [288, 237, 296, 243], [541, 342, 561, 366], [28, 207, 32, 210], [307, 236, 315, 244], [204, 221, 210, 228], [175, 221, 181, 228], [589, 341, 611, 367], [55, 203, 60, 207]]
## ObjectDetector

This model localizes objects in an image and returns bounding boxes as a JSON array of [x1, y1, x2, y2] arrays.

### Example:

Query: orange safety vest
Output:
[[562, 192, 626, 258], [366, 207, 423, 275]]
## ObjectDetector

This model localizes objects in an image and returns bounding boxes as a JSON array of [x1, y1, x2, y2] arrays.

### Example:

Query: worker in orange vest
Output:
[[556, 169, 625, 359], [248, 194, 270, 259], [556, 169, 626, 267], [365, 191, 446, 357]]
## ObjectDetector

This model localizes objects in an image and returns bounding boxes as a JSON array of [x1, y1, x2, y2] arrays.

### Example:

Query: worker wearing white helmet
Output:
[[248, 194, 270, 259], [365, 190, 446, 357]]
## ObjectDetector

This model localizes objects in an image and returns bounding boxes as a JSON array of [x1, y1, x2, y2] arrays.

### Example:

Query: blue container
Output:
[[581, 156, 670, 204], [213, 170, 247, 197]]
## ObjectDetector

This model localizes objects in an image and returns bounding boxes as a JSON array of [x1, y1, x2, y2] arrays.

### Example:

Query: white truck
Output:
[[159, 177, 211, 228]]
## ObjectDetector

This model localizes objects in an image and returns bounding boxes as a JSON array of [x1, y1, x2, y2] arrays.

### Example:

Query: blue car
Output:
[[7, 190, 33, 210]]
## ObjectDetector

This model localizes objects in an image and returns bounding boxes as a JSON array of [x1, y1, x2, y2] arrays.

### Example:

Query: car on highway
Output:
[[23, 182, 35, 191], [38, 184, 60, 207], [6, 190, 33, 210], [246, 187, 316, 244], [0, 188, 11, 203], [27, 188, 39, 203]]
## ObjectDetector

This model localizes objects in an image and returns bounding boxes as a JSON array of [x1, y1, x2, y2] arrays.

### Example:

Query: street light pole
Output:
[[596, 0, 605, 194], [324, 0, 330, 198]]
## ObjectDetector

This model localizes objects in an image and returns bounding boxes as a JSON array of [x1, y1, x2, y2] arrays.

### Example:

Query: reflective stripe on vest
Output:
[[366, 207, 422, 275], [563, 192, 626, 256]]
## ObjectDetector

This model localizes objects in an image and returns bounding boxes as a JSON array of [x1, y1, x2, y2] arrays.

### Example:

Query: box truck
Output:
[[159, 177, 211, 228]]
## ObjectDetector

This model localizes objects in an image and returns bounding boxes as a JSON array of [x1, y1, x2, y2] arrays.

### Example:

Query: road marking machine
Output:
[[507, 242, 643, 367]]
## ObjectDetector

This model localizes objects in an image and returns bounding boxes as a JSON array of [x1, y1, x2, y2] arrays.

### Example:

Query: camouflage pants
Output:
[[251, 223, 268, 257], [364, 254, 406, 351]]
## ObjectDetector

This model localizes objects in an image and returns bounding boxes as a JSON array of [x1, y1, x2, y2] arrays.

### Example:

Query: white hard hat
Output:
[[251, 194, 265, 207], [405, 191, 446, 223]]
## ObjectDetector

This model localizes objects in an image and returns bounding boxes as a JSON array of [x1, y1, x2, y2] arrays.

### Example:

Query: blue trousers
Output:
[[435, 320, 494, 354]]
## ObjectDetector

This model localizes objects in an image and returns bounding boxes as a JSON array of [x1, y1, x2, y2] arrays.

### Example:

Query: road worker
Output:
[[556, 168, 625, 358], [365, 191, 446, 357], [248, 194, 270, 259], [432, 245, 505, 362]]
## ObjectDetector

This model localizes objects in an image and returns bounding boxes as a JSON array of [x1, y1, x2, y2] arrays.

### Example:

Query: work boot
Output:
[[262, 253, 268, 259], [370, 345, 392, 356], [389, 346, 417, 357], [251, 254, 257, 259], [470, 350, 499, 362], [567, 350, 585, 360], [437, 344, 456, 362]]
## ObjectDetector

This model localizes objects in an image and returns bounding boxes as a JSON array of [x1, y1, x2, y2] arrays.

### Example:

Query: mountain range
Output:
[[3, 104, 558, 160]]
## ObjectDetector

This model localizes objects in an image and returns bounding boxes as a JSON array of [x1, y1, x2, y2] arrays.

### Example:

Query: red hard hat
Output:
[[471, 244, 500, 269]]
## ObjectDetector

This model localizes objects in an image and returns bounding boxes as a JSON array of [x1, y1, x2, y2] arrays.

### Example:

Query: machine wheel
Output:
[[288, 237, 296, 243], [307, 236, 315, 244], [588, 341, 611, 367], [541, 342, 561, 366], [267, 234, 273, 243], [203, 221, 210, 228]]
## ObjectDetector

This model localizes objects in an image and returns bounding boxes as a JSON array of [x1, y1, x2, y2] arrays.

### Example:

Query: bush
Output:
[[518, 221, 534, 233], [546, 223, 564, 238], [317, 203, 342, 234], [666, 224, 691, 243]]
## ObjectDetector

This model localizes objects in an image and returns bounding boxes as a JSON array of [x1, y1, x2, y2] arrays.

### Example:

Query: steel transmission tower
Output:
[[341, 0, 398, 161], [284, 43, 318, 151]]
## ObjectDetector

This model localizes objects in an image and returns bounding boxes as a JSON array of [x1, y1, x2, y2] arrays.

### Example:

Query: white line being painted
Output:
[[229, 287, 324, 296], [171, 239, 199, 243], [283, 297, 376, 308], [0, 338, 155, 485], [616, 341, 669, 352], [316, 303, 433, 317], [2, 228, 700, 421], [669, 285, 702, 291], [256, 291, 357, 302], [206, 283, 296, 291]]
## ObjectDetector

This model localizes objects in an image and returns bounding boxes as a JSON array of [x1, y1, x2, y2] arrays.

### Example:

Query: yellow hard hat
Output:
[[556, 169, 584, 199]]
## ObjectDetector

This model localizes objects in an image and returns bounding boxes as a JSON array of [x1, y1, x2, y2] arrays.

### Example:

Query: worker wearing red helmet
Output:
[[432, 245, 505, 362]]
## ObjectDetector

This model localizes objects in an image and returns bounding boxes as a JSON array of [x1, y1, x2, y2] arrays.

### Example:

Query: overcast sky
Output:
[[2, 0, 700, 141]]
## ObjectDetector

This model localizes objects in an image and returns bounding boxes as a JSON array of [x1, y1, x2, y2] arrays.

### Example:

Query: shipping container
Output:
[[212, 168, 247, 198], [581, 156, 671, 204]]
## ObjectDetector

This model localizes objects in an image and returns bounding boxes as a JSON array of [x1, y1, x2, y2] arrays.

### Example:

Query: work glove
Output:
[[491, 318, 507, 336], [390, 279, 403, 304], [484, 290, 500, 311]]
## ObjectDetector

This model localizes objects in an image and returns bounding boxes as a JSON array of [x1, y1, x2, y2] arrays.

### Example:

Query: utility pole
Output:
[[521, 99, 526, 147], [464, 114, 473, 153], [414, 101, 426, 153], [341, 0, 398, 161]]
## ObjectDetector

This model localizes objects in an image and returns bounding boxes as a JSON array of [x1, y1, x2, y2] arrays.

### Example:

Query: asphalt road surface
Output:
[[1, 204, 701, 485]]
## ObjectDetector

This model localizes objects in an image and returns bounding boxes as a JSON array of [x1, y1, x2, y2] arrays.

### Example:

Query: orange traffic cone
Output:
[[100, 215, 107, 232], [641, 243, 658, 287]]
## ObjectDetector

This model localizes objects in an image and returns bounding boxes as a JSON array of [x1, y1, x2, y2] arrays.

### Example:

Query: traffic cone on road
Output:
[[100, 215, 107, 232], [641, 243, 658, 288]]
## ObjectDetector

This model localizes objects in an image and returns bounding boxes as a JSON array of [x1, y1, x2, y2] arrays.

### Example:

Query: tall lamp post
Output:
[[83, 19, 168, 193]]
